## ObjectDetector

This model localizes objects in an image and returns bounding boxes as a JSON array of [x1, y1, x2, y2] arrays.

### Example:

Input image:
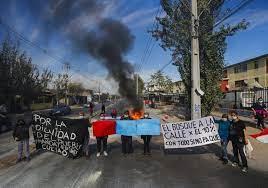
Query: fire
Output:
[[129, 108, 144, 120]]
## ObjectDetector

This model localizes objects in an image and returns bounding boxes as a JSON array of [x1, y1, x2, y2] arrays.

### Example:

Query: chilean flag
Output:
[[250, 128, 268, 143]]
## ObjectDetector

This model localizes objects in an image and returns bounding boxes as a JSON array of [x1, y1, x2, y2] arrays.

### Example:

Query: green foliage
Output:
[[68, 82, 85, 96], [151, 0, 248, 117], [0, 37, 53, 110], [150, 71, 173, 93], [137, 75, 145, 95]]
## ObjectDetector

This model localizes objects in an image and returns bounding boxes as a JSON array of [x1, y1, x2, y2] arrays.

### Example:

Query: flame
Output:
[[129, 108, 144, 120]]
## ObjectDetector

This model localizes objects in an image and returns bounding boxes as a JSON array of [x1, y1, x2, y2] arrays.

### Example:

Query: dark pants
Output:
[[121, 135, 133, 154], [96, 136, 108, 153], [18, 139, 30, 159], [220, 139, 228, 160], [141, 135, 152, 154], [231, 140, 248, 168], [257, 117, 265, 129]]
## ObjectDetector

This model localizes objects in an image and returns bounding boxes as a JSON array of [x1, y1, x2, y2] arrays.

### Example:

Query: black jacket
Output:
[[13, 123, 30, 141]]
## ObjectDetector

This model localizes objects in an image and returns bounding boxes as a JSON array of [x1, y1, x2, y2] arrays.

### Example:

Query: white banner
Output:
[[161, 116, 220, 149]]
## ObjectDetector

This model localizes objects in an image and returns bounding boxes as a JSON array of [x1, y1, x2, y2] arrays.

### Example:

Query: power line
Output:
[[214, 0, 254, 28]]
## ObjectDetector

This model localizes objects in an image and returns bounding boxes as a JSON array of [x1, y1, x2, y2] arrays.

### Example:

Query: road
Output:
[[0, 101, 268, 188]]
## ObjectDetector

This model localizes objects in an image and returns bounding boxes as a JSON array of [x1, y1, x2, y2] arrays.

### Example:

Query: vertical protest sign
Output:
[[32, 114, 89, 158], [161, 116, 220, 149]]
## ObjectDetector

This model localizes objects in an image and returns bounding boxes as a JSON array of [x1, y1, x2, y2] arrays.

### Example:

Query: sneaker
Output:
[[232, 162, 238, 167], [16, 158, 22, 164], [223, 160, 228, 165], [96, 152, 101, 157], [242, 167, 248, 173], [103, 151, 108, 156], [26, 157, 31, 162]]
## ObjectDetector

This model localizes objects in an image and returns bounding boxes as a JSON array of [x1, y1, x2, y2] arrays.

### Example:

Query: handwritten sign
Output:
[[32, 114, 89, 158], [161, 116, 220, 149]]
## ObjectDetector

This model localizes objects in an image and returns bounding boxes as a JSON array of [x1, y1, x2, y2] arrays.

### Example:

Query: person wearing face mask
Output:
[[96, 113, 109, 157], [251, 97, 267, 130], [13, 119, 30, 163], [141, 112, 152, 155], [229, 111, 248, 173], [120, 110, 133, 155], [214, 114, 231, 164]]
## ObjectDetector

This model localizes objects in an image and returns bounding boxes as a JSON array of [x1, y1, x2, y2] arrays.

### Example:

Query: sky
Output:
[[0, 0, 268, 94]]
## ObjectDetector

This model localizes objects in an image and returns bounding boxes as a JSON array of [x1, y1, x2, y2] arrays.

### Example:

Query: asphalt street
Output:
[[0, 101, 268, 188]]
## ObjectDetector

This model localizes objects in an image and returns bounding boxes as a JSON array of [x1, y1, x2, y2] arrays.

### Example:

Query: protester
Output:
[[251, 97, 267, 130], [121, 110, 133, 155], [89, 102, 94, 116], [96, 113, 108, 157], [214, 114, 231, 164], [111, 108, 117, 119], [101, 103, 106, 114], [83, 118, 91, 159], [13, 119, 30, 163], [141, 112, 152, 155], [229, 111, 248, 173]]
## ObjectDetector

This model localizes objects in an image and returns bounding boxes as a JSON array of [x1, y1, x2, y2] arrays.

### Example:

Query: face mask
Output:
[[222, 118, 227, 121], [124, 115, 128, 118], [259, 101, 263, 103], [144, 115, 149, 118], [232, 116, 237, 120]]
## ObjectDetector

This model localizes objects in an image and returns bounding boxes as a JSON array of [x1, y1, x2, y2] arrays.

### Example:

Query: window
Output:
[[255, 77, 259, 83], [235, 80, 247, 88], [234, 64, 247, 73], [254, 61, 258, 69]]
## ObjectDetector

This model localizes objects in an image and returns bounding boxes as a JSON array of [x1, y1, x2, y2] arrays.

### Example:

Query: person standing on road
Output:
[[229, 111, 248, 173], [89, 102, 94, 116], [101, 103, 106, 114], [214, 114, 231, 164], [251, 97, 267, 130], [13, 119, 30, 163], [141, 112, 152, 155], [111, 108, 117, 119], [96, 113, 109, 157], [121, 110, 133, 155]]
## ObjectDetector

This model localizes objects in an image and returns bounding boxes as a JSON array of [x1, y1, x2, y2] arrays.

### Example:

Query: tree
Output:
[[0, 37, 53, 111], [68, 82, 84, 97], [149, 71, 173, 93], [53, 74, 68, 105], [151, 0, 248, 118]]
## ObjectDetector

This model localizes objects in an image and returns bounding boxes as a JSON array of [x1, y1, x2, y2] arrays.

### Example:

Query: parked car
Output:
[[0, 113, 12, 133], [49, 104, 71, 116]]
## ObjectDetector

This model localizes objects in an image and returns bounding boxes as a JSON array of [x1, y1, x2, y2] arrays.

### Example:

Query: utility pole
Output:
[[63, 63, 70, 105], [191, 0, 202, 120]]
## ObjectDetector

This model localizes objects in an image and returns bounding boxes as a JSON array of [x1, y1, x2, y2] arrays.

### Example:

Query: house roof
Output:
[[225, 53, 268, 69]]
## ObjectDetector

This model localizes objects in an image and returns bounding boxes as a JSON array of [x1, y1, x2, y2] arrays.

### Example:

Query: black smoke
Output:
[[23, 0, 144, 110]]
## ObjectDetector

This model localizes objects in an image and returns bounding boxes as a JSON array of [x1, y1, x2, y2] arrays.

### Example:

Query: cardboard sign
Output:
[[93, 120, 116, 137], [161, 116, 220, 149]]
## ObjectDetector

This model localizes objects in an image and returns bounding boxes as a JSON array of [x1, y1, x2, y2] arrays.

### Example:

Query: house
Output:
[[221, 54, 268, 91]]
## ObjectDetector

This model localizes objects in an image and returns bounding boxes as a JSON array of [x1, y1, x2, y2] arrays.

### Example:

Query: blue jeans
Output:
[[18, 139, 30, 159], [221, 139, 228, 160]]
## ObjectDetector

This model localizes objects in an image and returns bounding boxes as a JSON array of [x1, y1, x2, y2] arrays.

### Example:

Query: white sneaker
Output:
[[231, 162, 238, 167], [242, 167, 248, 173], [103, 151, 108, 156], [96, 152, 101, 157]]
